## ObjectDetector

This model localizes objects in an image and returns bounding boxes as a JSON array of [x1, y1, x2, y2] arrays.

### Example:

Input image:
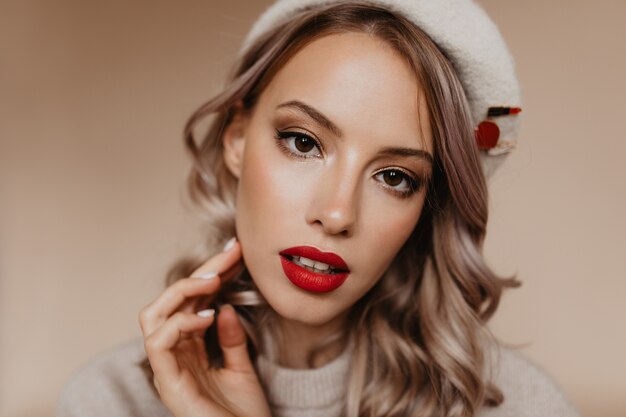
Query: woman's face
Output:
[[223, 32, 433, 326]]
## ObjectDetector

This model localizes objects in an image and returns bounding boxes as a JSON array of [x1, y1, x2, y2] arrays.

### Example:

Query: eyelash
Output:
[[273, 129, 425, 199]]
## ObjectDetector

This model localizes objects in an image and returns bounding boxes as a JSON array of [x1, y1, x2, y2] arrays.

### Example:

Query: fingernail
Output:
[[222, 237, 236, 252], [197, 309, 215, 318], [193, 271, 218, 280]]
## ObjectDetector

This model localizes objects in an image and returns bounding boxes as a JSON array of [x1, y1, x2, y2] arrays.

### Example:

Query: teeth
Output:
[[314, 261, 330, 270], [291, 256, 334, 273], [299, 256, 315, 267]]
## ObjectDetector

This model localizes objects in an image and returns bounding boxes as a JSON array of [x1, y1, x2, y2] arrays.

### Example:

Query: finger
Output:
[[139, 238, 243, 337], [217, 304, 255, 373], [188, 237, 243, 280], [174, 259, 245, 317], [177, 240, 245, 317], [183, 259, 245, 314], [144, 310, 215, 379], [139, 276, 221, 336]]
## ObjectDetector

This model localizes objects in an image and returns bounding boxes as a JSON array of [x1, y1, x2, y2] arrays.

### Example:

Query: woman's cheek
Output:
[[239, 137, 315, 235], [253, 158, 315, 213], [360, 194, 423, 276]]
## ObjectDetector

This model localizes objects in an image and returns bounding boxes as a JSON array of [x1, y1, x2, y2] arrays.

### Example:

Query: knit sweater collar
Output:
[[254, 336, 353, 409]]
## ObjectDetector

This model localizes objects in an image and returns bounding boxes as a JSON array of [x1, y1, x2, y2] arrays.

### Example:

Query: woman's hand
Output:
[[139, 238, 272, 417]]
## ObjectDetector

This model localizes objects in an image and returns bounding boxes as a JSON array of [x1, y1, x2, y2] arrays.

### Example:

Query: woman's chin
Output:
[[245, 262, 350, 327], [260, 288, 343, 327]]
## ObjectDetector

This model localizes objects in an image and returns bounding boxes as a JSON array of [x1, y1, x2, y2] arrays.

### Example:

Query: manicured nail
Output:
[[197, 309, 215, 318], [222, 237, 236, 252], [192, 271, 218, 280]]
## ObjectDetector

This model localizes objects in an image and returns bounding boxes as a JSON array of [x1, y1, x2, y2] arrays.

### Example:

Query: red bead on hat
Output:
[[475, 120, 500, 150]]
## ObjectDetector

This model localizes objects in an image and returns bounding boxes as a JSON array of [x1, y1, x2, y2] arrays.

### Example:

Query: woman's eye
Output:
[[274, 130, 322, 158], [374, 169, 422, 197]]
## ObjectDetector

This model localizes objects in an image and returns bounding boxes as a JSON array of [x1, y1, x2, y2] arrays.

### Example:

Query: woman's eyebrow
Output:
[[276, 100, 343, 138], [378, 146, 433, 164]]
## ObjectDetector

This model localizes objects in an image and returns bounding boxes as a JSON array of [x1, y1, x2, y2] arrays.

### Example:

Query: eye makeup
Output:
[[273, 128, 323, 159], [373, 168, 426, 199], [272, 128, 428, 199]]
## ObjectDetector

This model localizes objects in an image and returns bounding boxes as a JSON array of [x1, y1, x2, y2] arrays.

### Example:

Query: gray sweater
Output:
[[56, 337, 580, 417]]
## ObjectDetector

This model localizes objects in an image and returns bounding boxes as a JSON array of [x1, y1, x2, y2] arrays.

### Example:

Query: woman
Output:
[[56, 1, 581, 416]]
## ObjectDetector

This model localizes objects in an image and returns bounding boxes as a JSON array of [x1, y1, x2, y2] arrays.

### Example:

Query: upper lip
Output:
[[279, 246, 350, 271]]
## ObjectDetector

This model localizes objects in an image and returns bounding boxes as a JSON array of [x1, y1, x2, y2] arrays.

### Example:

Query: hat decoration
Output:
[[475, 106, 522, 153]]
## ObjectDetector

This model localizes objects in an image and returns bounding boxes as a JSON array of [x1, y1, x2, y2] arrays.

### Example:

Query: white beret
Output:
[[238, 0, 522, 177]]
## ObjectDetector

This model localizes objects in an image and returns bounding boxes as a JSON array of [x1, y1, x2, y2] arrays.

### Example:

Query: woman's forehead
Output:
[[257, 32, 433, 152]]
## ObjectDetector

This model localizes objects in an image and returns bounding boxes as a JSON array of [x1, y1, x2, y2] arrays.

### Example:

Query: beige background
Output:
[[2, 0, 625, 416]]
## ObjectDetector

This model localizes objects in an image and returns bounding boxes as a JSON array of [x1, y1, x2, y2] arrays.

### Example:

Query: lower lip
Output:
[[279, 256, 349, 293]]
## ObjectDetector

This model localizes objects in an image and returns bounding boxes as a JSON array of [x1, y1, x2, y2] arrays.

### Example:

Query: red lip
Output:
[[279, 246, 350, 293]]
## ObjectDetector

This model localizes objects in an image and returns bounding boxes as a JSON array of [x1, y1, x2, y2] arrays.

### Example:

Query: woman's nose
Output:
[[304, 168, 359, 237]]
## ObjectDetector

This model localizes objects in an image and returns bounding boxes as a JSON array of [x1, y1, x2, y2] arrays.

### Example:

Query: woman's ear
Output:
[[222, 103, 250, 179]]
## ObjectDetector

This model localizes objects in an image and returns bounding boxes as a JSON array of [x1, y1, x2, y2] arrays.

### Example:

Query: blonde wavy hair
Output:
[[140, 2, 521, 416]]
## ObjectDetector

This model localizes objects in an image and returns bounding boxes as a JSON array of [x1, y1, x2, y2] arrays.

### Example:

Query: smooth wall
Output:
[[2, 1, 624, 416]]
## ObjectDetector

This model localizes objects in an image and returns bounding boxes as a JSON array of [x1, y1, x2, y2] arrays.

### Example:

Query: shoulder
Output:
[[478, 344, 581, 417], [55, 338, 172, 417]]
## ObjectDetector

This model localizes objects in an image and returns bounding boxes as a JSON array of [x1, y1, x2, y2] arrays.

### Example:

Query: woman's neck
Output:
[[273, 313, 348, 369]]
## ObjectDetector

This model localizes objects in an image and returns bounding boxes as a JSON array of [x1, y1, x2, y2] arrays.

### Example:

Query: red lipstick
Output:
[[279, 246, 350, 293]]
